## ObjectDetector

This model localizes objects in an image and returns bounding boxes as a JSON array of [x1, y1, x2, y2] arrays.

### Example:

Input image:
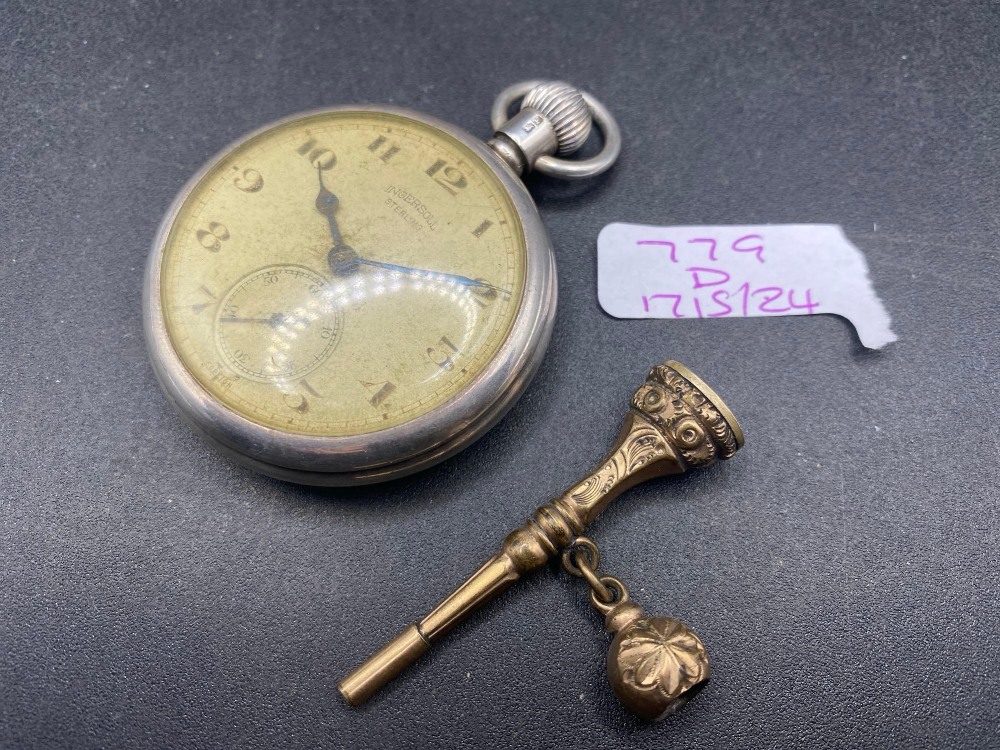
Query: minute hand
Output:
[[355, 258, 510, 297]]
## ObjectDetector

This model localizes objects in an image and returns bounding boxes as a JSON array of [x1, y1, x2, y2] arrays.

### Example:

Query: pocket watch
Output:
[[143, 80, 620, 485]]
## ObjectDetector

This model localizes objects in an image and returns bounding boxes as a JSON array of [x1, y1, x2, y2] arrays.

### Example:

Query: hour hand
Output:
[[315, 166, 344, 247]]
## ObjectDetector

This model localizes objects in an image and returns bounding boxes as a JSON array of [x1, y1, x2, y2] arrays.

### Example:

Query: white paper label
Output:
[[597, 223, 896, 349]]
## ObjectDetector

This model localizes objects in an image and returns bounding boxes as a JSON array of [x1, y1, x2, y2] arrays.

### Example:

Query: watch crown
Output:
[[490, 79, 616, 179], [521, 81, 593, 155]]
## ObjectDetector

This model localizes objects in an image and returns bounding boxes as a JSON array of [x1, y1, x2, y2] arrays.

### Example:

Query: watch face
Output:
[[159, 110, 527, 438]]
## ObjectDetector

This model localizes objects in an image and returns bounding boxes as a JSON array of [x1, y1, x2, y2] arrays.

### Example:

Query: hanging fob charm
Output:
[[562, 537, 710, 721], [340, 360, 743, 712]]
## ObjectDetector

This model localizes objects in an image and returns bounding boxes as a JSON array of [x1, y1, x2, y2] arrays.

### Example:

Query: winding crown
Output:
[[522, 81, 593, 155]]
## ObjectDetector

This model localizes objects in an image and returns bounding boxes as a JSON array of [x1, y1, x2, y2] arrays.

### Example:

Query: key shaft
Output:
[[339, 360, 743, 706]]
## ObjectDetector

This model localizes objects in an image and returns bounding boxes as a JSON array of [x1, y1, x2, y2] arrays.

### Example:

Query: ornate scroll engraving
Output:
[[568, 421, 667, 507], [632, 363, 740, 468], [560, 360, 742, 519]]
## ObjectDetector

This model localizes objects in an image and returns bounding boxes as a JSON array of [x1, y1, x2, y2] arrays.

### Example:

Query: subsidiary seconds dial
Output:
[[215, 265, 343, 382]]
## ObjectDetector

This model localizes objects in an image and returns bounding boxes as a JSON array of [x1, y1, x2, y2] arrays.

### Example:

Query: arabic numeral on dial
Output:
[[427, 347, 453, 370], [282, 393, 309, 413], [362, 380, 397, 410], [191, 285, 217, 314], [283, 380, 321, 413], [426, 335, 460, 370], [321, 325, 336, 339], [196, 222, 230, 252], [368, 136, 401, 162], [425, 159, 467, 195], [297, 137, 336, 170], [284, 395, 308, 412], [262, 270, 279, 285], [233, 167, 264, 192], [471, 283, 497, 308]]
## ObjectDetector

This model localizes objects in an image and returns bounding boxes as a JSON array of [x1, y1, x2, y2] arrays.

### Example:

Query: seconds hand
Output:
[[218, 313, 302, 328]]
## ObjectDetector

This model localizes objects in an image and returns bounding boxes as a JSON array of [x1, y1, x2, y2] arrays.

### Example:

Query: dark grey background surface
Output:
[[2, 1, 998, 748]]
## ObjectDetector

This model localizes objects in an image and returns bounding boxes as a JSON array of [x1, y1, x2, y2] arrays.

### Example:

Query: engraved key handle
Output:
[[339, 361, 744, 706]]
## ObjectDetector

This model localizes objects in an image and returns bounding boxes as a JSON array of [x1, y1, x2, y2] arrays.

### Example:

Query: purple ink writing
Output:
[[686, 266, 730, 289], [636, 233, 766, 264], [636, 239, 677, 263], [642, 284, 819, 319]]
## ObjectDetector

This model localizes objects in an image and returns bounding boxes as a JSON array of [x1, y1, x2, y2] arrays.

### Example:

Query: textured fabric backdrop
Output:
[[2, 1, 998, 748]]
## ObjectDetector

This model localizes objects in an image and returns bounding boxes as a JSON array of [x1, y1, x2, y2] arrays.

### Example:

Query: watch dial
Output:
[[159, 111, 526, 437]]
